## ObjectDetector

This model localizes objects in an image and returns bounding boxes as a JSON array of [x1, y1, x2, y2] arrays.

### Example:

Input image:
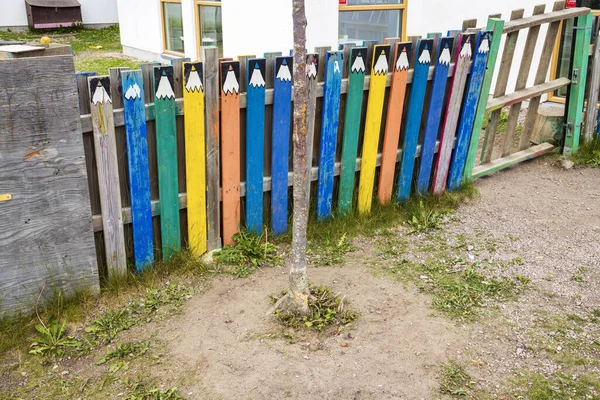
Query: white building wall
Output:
[[406, 0, 559, 92], [220, 0, 338, 59], [117, 0, 164, 61], [0, 0, 118, 28]]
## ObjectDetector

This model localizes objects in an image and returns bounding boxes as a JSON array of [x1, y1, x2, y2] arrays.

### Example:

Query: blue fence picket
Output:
[[316, 51, 343, 221], [245, 58, 266, 236], [271, 56, 293, 235], [416, 36, 454, 195], [121, 70, 154, 272], [397, 38, 434, 202], [447, 30, 493, 191]]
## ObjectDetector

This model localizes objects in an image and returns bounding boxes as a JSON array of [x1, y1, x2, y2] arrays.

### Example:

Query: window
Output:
[[549, 2, 600, 102], [338, 0, 407, 45], [196, 0, 223, 57], [162, 0, 185, 54]]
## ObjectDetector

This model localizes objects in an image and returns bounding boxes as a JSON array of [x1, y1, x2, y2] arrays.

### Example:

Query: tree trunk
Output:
[[270, 0, 310, 316]]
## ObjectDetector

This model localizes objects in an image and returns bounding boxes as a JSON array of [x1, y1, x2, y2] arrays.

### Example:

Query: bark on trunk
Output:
[[288, 0, 310, 314]]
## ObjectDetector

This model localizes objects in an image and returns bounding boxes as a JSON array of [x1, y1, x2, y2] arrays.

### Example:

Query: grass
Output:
[[570, 266, 586, 283], [272, 285, 361, 332], [438, 360, 476, 397], [0, 26, 144, 74], [481, 109, 523, 135], [381, 257, 528, 321], [570, 139, 600, 167], [96, 340, 151, 365], [511, 371, 600, 399]]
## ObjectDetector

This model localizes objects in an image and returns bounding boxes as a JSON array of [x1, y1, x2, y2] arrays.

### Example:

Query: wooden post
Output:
[[463, 18, 504, 180], [108, 67, 129, 109], [316, 51, 343, 221], [88, 76, 127, 277], [357, 44, 390, 213], [378, 42, 411, 204], [121, 70, 154, 271], [338, 47, 367, 216], [362, 40, 379, 73], [416, 37, 454, 195], [396, 38, 433, 202], [271, 56, 293, 235], [220, 61, 241, 245], [305, 53, 319, 202], [565, 12, 593, 155], [182, 62, 207, 257], [447, 30, 493, 191], [245, 58, 266, 236], [76, 72, 97, 114], [202, 48, 221, 250], [154, 66, 181, 260], [432, 34, 474, 196]]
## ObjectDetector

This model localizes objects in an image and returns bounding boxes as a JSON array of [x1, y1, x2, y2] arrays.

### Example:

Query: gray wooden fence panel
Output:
[[0, 55, 99, 316]]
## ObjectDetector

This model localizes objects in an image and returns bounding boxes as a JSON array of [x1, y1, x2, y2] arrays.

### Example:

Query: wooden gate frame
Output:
[[464, 2, 592, 180]]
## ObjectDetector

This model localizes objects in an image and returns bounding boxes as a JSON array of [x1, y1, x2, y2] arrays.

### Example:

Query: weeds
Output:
[[29, 316, 81, 357], [439, 360, 476, 397], [570, 266, 586, 283], [308, 232, 355, 266], [214, 229, 280, 278], [511, 371, 600, 400], [97, 341, 151, 365], [273, 285, 360, 332], [570, 139, 600, 167], [86, 308, 137, 344], [406, 200, 446, 234], [125, 383, 184, 400]]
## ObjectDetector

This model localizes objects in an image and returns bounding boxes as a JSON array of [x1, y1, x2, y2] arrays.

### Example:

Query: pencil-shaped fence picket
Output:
[[76, 2, 592, 277]]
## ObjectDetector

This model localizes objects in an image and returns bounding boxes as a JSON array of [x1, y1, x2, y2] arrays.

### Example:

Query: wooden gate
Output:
[[464, 1, 592, 179]]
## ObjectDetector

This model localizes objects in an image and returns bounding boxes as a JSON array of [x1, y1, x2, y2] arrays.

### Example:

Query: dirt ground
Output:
[[2, 157, 599, 399], [160, 158, 600, 399]]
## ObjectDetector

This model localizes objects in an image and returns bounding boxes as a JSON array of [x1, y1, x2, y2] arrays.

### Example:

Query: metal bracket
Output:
[[572, 68, 579, 85], [573, 25, 592, 31]]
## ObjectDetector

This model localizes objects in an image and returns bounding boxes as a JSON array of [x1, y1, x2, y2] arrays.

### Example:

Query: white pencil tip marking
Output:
[[92, 83, 112, 105], [124, 83, 141, 100]]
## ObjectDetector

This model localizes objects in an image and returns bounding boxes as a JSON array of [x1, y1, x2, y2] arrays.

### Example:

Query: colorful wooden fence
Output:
[[75, 3, 592, 277]]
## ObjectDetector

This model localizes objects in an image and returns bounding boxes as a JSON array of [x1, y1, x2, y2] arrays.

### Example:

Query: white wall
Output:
[[407, 0, 559, 92], [220, 0, 338, 59], [117, 0, 164, 60], [0, 0, 118, 28]]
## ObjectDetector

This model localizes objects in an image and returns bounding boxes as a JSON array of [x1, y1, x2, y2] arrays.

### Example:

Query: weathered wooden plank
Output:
[[109, 67, 129, 109], [121, 70, 154, 271], [154, 66, 181, 260], [432, 34, 475, 195], [89, 76, 127, 277], [245, 58, 266, 236], [220, 61, 241, 245], [362, 40, 379, 74], [316, 51, 343, 221], [378, 42, 411, 205], [487, 78, 571, 111], [141, 63, 161, 103], [503, 6, 590, 33], [358, 44, 390, 213], [182, 62, 207, 257], [565, 13, 593, 155], [472, 142, 555, 178], [76, 71, 97, 114], [478, 9, 524, 163], [271, 56, 293, 235], [338, 47, 367, 216], [202, 48, 221, 250], [305, 53, 319, 204], [417, 37, 453, 195], [447, 30, 493, 191], [340, 43, 355, 79], [314, 46, 331, 83], [171, 58, 189, 99], [0, 56, 99, 315], [518, 1, 567, 151], [463, 19, 504, 180], [397, 38, 433, 202], [462, 19, 478, 32], [237, 54, 256, 93], [584, 23, 600, 142]]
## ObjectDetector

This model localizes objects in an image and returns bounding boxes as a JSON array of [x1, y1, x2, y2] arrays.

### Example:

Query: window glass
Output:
[[339, 9, 401, 45], [164, 2, 184, 53], [199, 5, 223, 56]]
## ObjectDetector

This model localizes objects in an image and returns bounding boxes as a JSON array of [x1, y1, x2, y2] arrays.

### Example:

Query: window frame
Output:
[[548, 10, 600, 104], [161, 0, 186, 56], [195, 0, 222, 59], [338, 0, 408, 43]]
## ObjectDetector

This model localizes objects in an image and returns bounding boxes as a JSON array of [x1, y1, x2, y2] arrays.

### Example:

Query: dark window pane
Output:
[[200, 5, 223, 57], [164, 3, 184, 53], [339, 9, 401, 44]]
